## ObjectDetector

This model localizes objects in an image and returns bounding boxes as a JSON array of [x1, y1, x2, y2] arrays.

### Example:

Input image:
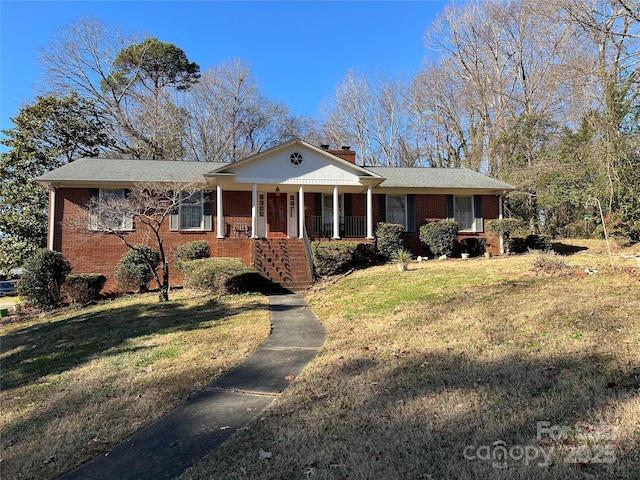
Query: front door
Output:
[[267, 193, 287, 237]]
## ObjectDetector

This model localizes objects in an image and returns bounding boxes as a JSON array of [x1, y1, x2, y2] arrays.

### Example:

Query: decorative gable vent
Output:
[[289, 151, 303, 166]]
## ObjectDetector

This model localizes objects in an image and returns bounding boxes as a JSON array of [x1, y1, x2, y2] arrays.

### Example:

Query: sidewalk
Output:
[[59, 293, 325, 480]]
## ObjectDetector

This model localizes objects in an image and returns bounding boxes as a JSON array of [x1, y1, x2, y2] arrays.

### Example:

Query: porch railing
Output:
[[305, 216, 366, 238], [221, 215, 367, 238]]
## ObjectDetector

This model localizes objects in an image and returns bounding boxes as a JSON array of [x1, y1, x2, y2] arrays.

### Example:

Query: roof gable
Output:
[[206, 138, 381, 186]]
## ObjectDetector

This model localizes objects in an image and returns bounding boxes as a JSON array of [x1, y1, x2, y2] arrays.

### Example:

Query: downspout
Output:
[[48, 185, 56, 251]]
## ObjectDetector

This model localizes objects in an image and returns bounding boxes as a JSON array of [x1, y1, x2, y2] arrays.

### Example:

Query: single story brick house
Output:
[[37, 138, 515, 290]]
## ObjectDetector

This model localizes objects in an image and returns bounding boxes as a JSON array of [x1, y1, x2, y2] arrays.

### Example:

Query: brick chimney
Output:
[[321, 144, 356, 164]]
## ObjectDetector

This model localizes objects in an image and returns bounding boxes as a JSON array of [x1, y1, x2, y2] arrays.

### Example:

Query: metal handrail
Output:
[[302, 223, 315, 280]]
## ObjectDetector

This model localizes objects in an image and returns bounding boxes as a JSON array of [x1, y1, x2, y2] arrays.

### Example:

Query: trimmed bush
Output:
[[18, 249, 72, 310], [353, 243, 380, 269], [114, 245, 160, 293], [312, 242, 358, 277], [180, 257, 257, 295], [174, 240, 210, 272], [419, 221, 459, 258], [65, 274, 107, 305], [487, 218, 526, 253], [375, 223, 405, 260]]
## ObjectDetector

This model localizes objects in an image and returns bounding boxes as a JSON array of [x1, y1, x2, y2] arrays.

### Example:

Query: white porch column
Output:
[[48, 186, 56, 251], [216, 183, 224, 238], [298, 185, 305, 239], [498, 194, 504, 254], [251, 183, 258, 238], [366, 185, 374, 239], [332, 185, 340, 239]]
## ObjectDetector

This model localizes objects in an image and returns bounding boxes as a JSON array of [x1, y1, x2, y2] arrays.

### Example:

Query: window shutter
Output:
[[474, 195, 483, 232], [378, 195, 386, 223], [88, 189, 99, 230], [123, 189, 134, 230], [446, 195, 455, 222], [203, 191, 213, 231], [344, 193, 352, 218], [407, 194, 416, 232], [313, 193, 322, 217], [169, 191, 179, 231]]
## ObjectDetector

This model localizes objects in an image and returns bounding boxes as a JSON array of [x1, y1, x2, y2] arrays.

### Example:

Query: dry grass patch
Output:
[[0, 290, 271, 480], [182, 243, 640, 480]]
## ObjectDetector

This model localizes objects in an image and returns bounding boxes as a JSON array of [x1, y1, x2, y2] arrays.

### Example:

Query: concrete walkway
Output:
[[59, 293, 325, 480]]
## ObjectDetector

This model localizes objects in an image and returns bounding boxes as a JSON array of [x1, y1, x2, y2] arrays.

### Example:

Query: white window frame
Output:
[[179, 191, 205, 231], [90, 189, 134, 231], [386, 195, 407, 230], [454, 196, 475, 232]]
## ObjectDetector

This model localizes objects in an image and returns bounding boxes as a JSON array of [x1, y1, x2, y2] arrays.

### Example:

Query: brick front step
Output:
[[254, 239, 313, 289]]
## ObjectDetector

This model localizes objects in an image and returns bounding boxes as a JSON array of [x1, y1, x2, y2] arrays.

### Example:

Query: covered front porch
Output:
[[213, 185, 377, 240]]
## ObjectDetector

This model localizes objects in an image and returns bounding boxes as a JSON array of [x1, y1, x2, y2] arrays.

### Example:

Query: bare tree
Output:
[[321, 70, 417, 166], [183, 58, 294, 162], [85, 181, 203, 302], [424, 0, 583, 174]]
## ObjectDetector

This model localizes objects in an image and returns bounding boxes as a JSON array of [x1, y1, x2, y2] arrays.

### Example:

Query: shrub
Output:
[[64, 274, 107, 304], [391, 247, 413, 271], [18, 249, 72, 310], [312, 242, 358, 276], [419, 221, 459, 258], [487, 218, 526, 253], [595, 213, 640, 247], [529, 251, 569, 275], [114, 246, 160, 293], [174, 241, 210, 272], [375, 223, 405, 260], [353, 243, 380, 269], [180, 257, 257, 295]]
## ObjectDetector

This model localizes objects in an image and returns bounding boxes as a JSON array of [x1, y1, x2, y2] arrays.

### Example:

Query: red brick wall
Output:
[[51, 188, 506, 292], [52, 188, 253, 293]]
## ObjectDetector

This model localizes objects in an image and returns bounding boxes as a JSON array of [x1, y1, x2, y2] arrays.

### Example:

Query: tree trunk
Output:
[[159, 261, 170, 302]]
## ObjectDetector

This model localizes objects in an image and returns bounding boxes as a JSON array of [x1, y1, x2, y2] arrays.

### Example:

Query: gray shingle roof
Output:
[[37, 158, 226, 184], [37, 157, 515, 192], [365, 166, 514, 191]]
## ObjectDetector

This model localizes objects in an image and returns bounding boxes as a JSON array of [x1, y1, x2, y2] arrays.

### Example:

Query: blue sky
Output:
[[1, 1, 447, 132]]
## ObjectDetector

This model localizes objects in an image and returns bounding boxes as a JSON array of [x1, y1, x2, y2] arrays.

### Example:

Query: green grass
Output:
[[0, 290, 271, 480], [181, 244, 640, 480]]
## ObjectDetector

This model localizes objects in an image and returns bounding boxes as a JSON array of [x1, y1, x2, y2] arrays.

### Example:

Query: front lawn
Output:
[[182, 244, 640, 480], [0, 290, 271, 480]]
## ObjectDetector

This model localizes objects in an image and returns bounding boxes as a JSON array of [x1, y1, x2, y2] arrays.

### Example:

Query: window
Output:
[[386, 195, 407, 230], [454, 196, 474, 231], [90, 189, 133, 231], [170, 191, 212, 231], [289, 194, 296, 218], [179, 192, 204, 230], [259, 194, 265, 217]]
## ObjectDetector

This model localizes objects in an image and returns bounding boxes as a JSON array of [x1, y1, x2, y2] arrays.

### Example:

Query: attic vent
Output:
[[289, 151, 303, 166]]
